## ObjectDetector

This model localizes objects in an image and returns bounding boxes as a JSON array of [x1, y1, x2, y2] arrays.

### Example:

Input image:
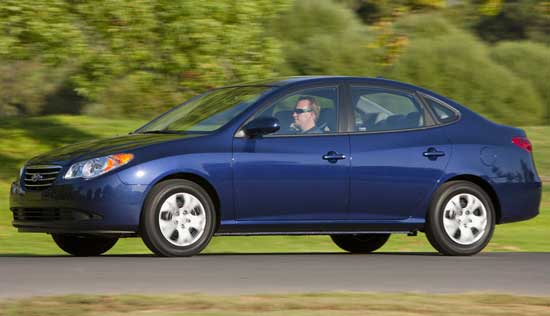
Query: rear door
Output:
[[347, 85, 452, 220]]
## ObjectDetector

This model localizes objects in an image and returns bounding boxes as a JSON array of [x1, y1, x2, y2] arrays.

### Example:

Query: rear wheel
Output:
[[330, 233, 390, 253], [52, 234, 118, 256], [140, 179, 216, 257], [425, 180, 495, 256]]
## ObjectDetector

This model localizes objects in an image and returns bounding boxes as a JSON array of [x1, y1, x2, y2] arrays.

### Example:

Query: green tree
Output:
[[274, 0, 403, 76], [463, 0, 550, 44], [0, 0, 84, 62], [73, 0, 290, 116], [0, 60, 65, 115], [0, 0, 290, 117], [338, 0, 446, 24], [0, 0, 85, 115], [385, 14, 544, 125], [491, 41, 550, 123]]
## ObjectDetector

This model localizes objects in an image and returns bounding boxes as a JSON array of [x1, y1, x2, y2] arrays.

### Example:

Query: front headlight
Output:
[[64, 153, 134, 179], [19, 165, 25, 179]]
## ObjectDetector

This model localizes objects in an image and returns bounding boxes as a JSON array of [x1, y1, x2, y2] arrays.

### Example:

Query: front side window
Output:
[[136, 86, 273, 133], [253, 86, 339, 135], [351, 87, 425, 132]]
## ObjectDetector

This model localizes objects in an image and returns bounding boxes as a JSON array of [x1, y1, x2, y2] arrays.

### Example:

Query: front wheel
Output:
[[52, 234, 118, 256], [425, 181, 495, 256], [140, 179, 216, 257], [331, 234, 390, 253]]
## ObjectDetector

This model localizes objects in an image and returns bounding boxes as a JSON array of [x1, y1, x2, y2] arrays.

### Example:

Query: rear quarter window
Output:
[[424, 97, 459, 124]]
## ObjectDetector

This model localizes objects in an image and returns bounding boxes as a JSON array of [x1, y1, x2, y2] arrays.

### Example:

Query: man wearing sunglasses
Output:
[[291, 96, 322, 134]]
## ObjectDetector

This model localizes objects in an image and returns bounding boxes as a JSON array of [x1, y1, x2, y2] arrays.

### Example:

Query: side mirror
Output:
[[243, 117, 280, 137]]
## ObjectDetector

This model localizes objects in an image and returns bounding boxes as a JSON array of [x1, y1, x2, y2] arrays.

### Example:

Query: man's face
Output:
[[292, 100, 315, 130]]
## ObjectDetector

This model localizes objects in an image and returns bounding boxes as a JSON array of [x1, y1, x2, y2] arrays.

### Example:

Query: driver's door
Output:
[[232, 85, 350, 222]]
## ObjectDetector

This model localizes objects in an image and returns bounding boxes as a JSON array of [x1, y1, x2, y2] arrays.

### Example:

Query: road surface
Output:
[[1, 252, 548, 298]]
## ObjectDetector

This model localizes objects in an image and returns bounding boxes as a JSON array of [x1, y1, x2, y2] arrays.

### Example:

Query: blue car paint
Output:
[[117, 151, 234, 222], [11, 172, 147, 233], [348, 127, 453, 221], [9, 76, 541, 235], [232, 134, 351, 221], [432, 102, 541, 223]]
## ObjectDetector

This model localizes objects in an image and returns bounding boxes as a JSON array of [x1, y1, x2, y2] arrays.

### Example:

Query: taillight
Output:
[[512, 136, 532, 153]]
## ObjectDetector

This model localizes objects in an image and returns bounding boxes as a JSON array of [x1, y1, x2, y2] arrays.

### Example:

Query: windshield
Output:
[[136, 86, 273, 133]]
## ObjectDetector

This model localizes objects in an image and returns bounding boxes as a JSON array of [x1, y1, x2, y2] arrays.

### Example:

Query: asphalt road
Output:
[[1, 252, 549, 298]]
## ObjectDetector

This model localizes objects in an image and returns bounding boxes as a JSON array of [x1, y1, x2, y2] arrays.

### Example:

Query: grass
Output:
[[0, 115, 548, 255], [1, 293, 550, 315]]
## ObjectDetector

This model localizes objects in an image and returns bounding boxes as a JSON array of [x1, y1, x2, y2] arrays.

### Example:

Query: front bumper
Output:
[[9, 174, 148, 235]]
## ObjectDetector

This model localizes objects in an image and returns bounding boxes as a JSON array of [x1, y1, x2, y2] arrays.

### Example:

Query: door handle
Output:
[[423, 147, 445, 160], [322, 151, 347, 163]]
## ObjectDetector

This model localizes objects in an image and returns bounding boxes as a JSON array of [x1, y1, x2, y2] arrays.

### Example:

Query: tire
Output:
[[52, 234, 118, 256], [331, 233, 390, 253], [140, 179, 216, 257], [425, 180, 495, 256]]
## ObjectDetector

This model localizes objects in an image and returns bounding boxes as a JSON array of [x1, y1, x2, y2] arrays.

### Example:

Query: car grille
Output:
[[23, 165, 62, 190], [11, 208, 98, 222]]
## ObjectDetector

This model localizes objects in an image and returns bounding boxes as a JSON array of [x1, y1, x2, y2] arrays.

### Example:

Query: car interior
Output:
[[353, 92, 424, 132], [267, 88, 338, 134], [263, 88, 426, 134]]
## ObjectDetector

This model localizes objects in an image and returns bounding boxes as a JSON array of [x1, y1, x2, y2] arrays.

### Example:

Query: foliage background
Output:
[[0, 0, 549, 125]]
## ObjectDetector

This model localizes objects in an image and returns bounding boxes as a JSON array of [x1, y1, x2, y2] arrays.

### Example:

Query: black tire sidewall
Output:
[[331, 233, 390, 253], [427, 181, 495, 256], [141, 180, 216, 257], [52, 234, 118, 256]]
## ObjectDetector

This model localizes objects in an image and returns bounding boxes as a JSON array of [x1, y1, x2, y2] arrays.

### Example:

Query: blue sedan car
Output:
[[9, 76, 541, 256]]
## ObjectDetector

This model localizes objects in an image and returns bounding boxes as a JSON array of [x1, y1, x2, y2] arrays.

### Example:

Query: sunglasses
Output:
[[293, 108, 313, 114]]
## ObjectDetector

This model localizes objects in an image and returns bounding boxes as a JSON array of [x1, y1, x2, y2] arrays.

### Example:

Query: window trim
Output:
[[345, 85, 434, 135], [234, 83, 343, 138]]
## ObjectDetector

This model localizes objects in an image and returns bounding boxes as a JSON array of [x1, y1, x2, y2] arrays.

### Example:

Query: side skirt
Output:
[[215, 220, 424, 236], [216, 231, 417, 236]]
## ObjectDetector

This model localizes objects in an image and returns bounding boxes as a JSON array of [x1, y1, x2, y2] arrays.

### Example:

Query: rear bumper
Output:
[[9, 174, 147, 235], [492, 179, 542, 224]]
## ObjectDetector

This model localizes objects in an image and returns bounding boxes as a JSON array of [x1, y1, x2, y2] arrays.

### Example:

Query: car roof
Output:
[[232, 76, 423, 90], [230, 76, 335, 86]]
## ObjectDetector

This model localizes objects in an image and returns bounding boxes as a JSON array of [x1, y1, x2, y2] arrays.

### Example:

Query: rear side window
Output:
[[351, 87, 425, 132], [424, 97, 459, 124]]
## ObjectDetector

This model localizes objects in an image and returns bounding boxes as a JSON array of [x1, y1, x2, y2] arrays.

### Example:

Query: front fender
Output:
[[116, 153, 234, 221]]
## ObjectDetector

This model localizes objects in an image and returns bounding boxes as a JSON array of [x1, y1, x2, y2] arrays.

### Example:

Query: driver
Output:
[[291, 96, 322, 134]]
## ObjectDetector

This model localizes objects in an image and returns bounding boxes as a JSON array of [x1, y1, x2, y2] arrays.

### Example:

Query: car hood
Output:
[[27, 133, 204, 166]]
